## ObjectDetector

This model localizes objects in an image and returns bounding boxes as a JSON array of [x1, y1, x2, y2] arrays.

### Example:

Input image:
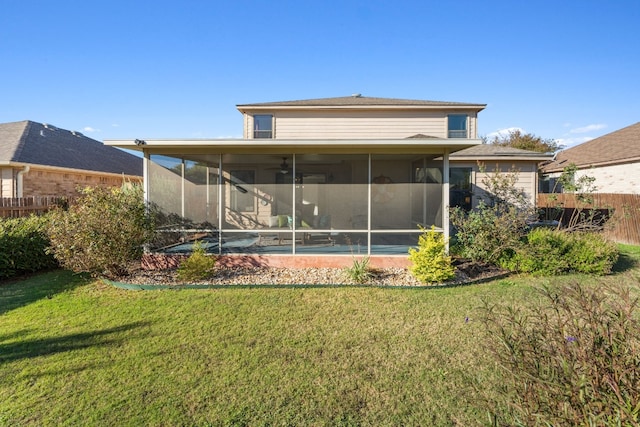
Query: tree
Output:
[[485, 129, 563, 153]]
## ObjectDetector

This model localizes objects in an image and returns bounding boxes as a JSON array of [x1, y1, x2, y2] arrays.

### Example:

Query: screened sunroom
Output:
[[105, 138, 480, 259]]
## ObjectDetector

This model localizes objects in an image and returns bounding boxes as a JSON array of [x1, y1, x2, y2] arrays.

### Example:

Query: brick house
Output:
[[0, 120, 142, 198]]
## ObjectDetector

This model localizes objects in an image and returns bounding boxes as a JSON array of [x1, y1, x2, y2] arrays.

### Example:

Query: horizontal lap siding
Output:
[[473, 162, 538, 206], [274, 112, 447, 139]]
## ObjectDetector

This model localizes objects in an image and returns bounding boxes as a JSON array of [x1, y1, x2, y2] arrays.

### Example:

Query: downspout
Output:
[[16, 165, 30, 197]]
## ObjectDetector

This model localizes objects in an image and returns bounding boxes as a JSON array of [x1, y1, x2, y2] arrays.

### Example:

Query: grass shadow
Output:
[[613, 248, 640, 273], [613, 253, 638, 273], [0, 321, 151, 364], [0, 270, 92, 316]]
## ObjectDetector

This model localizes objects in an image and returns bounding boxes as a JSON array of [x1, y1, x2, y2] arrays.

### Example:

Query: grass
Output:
[[1, 248, 639, 426]]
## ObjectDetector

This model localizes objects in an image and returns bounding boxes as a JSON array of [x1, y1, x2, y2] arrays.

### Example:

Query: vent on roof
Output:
[[71, 130, 83, 137], [40, 130, 45, 137], [43, 123, 57, 131]]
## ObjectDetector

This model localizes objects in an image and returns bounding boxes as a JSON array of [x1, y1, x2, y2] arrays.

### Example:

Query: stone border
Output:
[[102, 271, 511, 291]]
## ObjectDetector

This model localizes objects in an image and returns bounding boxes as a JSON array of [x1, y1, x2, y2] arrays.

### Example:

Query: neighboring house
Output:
[[449, 144, 552, 210], [541, 122, 640, 193], [106, 95, 487, 266], [0, 120, 142, 198]]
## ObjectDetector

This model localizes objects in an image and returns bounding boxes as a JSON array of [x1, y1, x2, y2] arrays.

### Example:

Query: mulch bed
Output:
[[111, 258, 509, 288]]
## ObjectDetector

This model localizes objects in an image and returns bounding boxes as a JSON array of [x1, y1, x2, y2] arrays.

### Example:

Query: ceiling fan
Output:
[[279, 157, 290, 174], [266, 157, 291, 174]]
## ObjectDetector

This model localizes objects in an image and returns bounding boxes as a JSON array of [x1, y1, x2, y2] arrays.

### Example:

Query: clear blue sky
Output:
[[1, 0, 639, 149]]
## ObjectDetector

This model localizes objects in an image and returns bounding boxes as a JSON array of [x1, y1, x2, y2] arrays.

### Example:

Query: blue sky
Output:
[[1, 0, 639, 149]]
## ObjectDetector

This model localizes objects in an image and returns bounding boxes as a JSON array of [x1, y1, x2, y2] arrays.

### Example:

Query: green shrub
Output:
[[176, 241, 217, 282], [47, 184, 154, 278], [565, 232, 619, 275], [500, 227, 569, 275], [343, 256, 373, 284], [0, 215, 58, 279], [408, 226, 455, 284], [501, 229, 619, 276], [481, 281, 640, 426], [450, 164, 535, 264], [450, 202, 529, 264]]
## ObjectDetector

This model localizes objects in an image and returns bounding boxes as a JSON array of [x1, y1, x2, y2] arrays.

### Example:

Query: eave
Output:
[[543, 156, 640, 173], [451, 154, 553, 162], [237, 105, 486, 114], [104, 138, 482, 155], [0, 160, 142, 178]]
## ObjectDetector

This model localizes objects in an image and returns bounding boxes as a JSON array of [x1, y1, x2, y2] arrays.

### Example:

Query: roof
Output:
[[237, 95, 486, 110], [450, 144, 553, 161], [542, 122, 640, 173], [0, 120, 142, 176]]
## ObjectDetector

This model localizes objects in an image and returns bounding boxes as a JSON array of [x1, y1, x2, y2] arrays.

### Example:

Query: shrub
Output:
[[501, 229, 619, 276], [565, 232, 619, 275], [176, 241, 217, 282], [499, 227, 569, 275], [408, 226, 455, 284], [47, 184, 154, 278], [450, 164, 534, 264], [481, 281, 640, 426], [343, 256, 373, 284], [450, 202, 527, 264], [0, 215, 58, 279]]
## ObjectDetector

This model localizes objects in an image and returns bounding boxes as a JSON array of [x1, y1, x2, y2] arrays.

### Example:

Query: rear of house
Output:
[[106, 95, 487, 267]]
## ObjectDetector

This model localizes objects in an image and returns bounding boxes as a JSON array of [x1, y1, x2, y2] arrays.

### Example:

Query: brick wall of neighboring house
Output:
[[22, 167, 142, 197]]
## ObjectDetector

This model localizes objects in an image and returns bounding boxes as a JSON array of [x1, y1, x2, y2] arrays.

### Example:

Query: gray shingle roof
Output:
[[542, 122, 640, 173], [237, 95, 486, 109], [0, 120, 142, 176]]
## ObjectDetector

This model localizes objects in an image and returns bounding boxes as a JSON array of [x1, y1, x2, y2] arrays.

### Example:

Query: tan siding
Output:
[[1, 168, 14, 198], [469, 113, 478, 138], [452, 160, 538, 208], [273, 111, 448, 139]]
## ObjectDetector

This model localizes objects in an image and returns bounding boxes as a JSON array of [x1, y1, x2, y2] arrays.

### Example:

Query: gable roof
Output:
[[450, 144, 553, 161], [237, 95, 486, 111], [0, 120, 142, 176], [542, 122, 640, 173]]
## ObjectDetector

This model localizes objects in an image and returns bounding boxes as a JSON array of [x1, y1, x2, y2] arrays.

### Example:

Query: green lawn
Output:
[[1, 249, 638, 427]]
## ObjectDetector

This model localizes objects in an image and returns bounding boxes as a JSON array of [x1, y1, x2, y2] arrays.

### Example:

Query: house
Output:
[[105, 95, 487, 267], [538, 122, 640, 245], [541, 122, 640, 193], [0, 120, 142, 199], [449, 144, 552, 211]]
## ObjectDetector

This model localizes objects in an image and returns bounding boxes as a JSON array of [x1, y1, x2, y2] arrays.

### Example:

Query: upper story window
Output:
[[448, 114, 468, 138], [253, 115, 273, 138]]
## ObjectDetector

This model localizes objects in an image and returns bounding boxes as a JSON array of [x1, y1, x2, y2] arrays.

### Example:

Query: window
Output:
[[253, 115, 273, 138], [448, 115, 468, 138], [450, 167, 472, 211]]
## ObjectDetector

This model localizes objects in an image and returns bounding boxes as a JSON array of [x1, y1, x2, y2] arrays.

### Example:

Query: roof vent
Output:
[[351, 93, 362, 98], [71, 130, 83, 137], [43, 123, 57, 131]]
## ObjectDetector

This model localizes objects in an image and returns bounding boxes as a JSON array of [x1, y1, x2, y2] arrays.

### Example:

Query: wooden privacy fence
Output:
[[538, 193, 640, 245], [0, 197, 71, 218]]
